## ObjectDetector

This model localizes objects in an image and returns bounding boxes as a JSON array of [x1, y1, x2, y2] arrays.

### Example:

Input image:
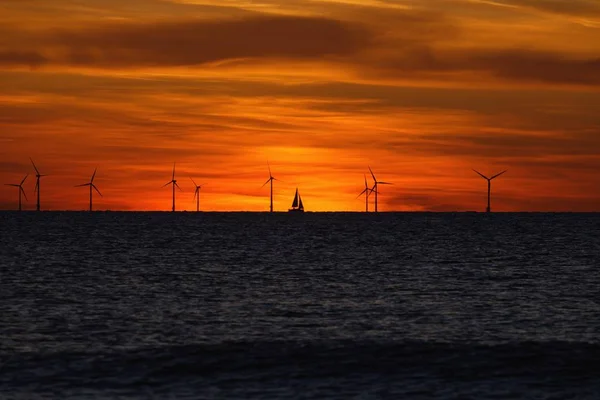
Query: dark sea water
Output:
[[2, 212, 600, 399]]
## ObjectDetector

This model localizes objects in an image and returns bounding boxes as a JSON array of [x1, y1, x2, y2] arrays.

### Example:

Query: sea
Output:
[[1, 212, 600, 399]]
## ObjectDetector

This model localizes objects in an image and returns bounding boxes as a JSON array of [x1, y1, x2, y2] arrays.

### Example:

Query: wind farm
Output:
[[30, 159, 46, 212], [357, 174, 371, 213], [190, 178, 205, 212], [75, 168, 102, 212], [1, 159, 517, 212], [368, 167, 392, 213], [4, 174, 28, 211], [163, 163, 182, 212], [473, 169, 508, 213], [261, 163, 279, 213]]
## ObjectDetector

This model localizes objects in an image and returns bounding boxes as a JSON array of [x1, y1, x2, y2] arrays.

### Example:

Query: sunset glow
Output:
[[1, 0, 599, 211]]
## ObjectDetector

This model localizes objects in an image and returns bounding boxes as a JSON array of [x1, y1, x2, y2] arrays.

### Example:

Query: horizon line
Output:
[[0, 210, 598, 214]]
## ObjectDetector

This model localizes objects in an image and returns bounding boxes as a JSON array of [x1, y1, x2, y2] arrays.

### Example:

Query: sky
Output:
[[1, 0, 599, 212]]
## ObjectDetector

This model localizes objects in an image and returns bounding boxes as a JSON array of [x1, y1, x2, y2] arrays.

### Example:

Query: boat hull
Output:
[[288, 208, 304, 213]]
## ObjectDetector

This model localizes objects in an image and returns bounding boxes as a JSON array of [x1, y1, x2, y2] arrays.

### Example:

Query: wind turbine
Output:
[[473, 169, 507, 213], [30, 158, 47, 211], [5, 174, 28, 211], [76, 168, 102, 212], [261, 162, 279, 213], [163, 162, 181, 212], [190, 178, 205, 212], [357, 174, 371, 212], [368, 166, 392, 212]]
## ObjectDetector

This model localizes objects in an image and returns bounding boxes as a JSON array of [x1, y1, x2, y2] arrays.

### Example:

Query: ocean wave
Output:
[[2, 341, 600, 399]]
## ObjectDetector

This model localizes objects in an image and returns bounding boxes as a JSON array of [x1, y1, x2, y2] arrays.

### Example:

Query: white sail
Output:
[[298, 195, 304, 210]]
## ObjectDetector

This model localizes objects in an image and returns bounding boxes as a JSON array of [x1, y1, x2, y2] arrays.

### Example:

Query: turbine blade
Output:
[[379, 181, 392, 185], [364, 174, 368, 188], [261, 178, 271, 188], [162, 181, 172, 188], [91, 168, 97, 183], [472, 169, 489, 180], [92, 184, 103, 197], [75, 183, 89, 187], [5, 184, 19, 187], [175, 182, 183, 192], [368, 166, 376, 182], [21, 186, 28, 201], [34, 181, 39, 193], [357, 188, 368, 199], [267, 161, 272, 178], [172, 162, 175, 181], [20, 174, 28, 185], [490, 170, 508, 180], [193, 188, 198, 200], [190, 177, 197, 187], [30, 158, 40, 175]]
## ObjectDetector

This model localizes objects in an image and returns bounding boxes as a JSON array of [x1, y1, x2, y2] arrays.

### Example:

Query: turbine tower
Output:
[[473, 169, 507, 213], [368, 166, 391, 212], [261, 162, 278, 213], [163, 163, 181, 212], [30, 158, 47, 211], [357, 174, 371, 212], [190, 178, 205, 212], [76, 168, 102, 212], [5, 174, 28, 211]]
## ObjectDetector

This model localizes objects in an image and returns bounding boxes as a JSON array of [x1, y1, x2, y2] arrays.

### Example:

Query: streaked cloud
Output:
[[473, 0, 600, 18]]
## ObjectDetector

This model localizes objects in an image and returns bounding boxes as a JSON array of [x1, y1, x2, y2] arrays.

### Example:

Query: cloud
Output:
[[2, 4, 599, 87], [469, 50, 600, 86], [365, 44, 600, 86], [0, 51, 46, 68], [0, 15, 372, 68], [492, 0, 600, 17], [0, 0, 252, 21]]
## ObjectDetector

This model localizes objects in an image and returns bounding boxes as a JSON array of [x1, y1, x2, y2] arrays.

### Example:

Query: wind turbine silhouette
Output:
[[76, 168, 102, 212], [473, 169, 507, 213], [5, 174, 28, 211], [163, 163, 182, 212], [368, 167, 391, 212], [357, 174, 371, 212], [190, 178, 205, 212], [261, 162, 279, 213], [30, 158, 47, 211]]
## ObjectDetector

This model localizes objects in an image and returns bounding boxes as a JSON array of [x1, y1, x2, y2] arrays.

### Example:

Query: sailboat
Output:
[[288, 188, 305, 213]]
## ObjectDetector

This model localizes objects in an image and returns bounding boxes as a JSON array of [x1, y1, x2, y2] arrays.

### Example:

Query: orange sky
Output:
[[1, 0, 599, 211]]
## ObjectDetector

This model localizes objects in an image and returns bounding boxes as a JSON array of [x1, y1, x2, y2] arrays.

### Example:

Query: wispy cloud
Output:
[[0, 16, 372, 68]]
